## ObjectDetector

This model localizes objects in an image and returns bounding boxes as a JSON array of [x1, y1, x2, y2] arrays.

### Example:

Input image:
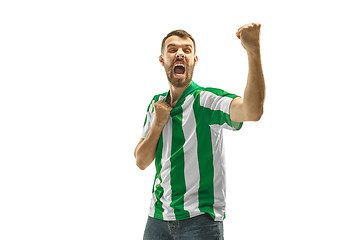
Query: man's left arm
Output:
[[230, 23, 265, 122]]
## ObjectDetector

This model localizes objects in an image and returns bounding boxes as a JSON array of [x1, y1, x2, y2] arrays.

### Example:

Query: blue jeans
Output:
[[143, 213, 224, 240]]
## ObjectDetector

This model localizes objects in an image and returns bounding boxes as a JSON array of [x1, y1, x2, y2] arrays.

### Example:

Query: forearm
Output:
[[243, 50, 265, 120], [135, 123, 163, 170]]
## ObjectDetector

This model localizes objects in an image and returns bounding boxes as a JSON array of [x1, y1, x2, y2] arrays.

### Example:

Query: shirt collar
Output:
[[165, 81, 202, 116]]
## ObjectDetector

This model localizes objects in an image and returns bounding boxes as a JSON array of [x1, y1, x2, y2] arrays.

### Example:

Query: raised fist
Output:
[[236, 23, 261, 53]]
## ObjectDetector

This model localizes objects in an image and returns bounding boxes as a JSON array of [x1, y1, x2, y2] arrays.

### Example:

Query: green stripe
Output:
[[201, 90, 243, 130], [153, 134, 164, 219], [204, 107, 229, 126], [203, 107, 242, 130], [143, 114, 148, 127], [193, 94, 216, 219], [170, 109, 190, 220]]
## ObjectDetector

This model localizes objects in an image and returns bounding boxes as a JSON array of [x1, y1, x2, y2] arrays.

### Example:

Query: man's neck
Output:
[[167, 81, 191, 107]]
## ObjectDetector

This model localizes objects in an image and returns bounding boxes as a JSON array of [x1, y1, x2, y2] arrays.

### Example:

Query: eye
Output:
[[168, 48, 177, 53], [184, 49, 191, 53]]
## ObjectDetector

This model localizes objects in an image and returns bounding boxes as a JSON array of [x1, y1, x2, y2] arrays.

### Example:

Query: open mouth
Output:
[[174, 64, 185, 75]]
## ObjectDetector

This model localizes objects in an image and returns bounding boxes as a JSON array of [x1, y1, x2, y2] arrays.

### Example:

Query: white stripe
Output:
[[158, 116, 175, 219], [149, 95, 177, 219], [200, 91, 233, 114], [181, 95, 202, 218], [210, 125, 227, 221], [141, 112, 152, 139], [148, 97, 166, 216], [158, 95, 166, 102]]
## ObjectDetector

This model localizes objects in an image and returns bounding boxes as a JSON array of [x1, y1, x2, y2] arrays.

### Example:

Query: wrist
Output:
[[152, 120, 166, 131], [246, 48, 261, 58]]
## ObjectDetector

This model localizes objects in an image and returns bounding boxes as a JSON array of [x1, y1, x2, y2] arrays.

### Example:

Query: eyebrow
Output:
[[167, 43, 193, 49]]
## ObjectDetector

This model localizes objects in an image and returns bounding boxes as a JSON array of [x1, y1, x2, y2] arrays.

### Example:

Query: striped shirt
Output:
[[141, 81, 243, 221]]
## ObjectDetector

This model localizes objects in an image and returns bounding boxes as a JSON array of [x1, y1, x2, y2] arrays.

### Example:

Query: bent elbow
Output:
[[248, 107, 263, 122], [254, 111, 263, 121], [137, 163, 146, 170], [253, 114, 262, 121], [134, 147, 145, 170], [136, 157, 147, 170]]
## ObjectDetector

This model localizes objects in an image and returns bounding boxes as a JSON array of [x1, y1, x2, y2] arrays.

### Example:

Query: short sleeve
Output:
[[140, 99, 155, 139], [140, 94, 167, 138], [200, 88, 243, 131]]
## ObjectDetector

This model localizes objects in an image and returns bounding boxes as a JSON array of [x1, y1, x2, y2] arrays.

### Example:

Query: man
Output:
[[134, 23, 265, 240]]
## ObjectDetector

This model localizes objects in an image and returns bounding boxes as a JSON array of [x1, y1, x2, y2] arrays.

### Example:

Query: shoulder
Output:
[[145, 91, 168, 112], [203, 87, 239, 98], [193, 87, 240, 105], [152, 91, 168, 101]]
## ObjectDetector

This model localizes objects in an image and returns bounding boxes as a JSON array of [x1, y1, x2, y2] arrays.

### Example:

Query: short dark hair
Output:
[[161, 30, 196, 53]]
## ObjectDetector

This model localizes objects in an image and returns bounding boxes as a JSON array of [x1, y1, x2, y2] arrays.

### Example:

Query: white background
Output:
[[1, 0, 359, 239]]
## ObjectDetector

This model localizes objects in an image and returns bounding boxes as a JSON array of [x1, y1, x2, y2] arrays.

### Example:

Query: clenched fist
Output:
[[236, 23, 261, 53], [153, 100, 173, 129]]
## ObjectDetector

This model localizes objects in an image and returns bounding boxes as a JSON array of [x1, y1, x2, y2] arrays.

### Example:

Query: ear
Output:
[[159, 55, 164, 66], [194, 55, 198, 65]]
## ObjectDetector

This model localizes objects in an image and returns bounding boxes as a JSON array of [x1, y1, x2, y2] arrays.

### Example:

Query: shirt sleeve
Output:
[[140, 99, 155, 139], [200, 88, 243, 131]]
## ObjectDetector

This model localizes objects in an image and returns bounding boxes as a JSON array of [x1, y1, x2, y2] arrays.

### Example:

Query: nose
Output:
[[176, 49, 185, 59]]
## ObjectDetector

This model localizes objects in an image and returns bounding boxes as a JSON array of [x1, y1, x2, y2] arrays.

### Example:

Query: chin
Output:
[[169, 78, 190, 88]]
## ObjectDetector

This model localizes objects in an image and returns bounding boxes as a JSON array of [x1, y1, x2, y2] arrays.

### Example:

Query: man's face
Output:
[[160, 36, 198, 88]]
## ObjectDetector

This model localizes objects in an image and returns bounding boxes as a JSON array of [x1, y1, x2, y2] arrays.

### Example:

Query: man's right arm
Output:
[[134, 100, 172, 170]]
